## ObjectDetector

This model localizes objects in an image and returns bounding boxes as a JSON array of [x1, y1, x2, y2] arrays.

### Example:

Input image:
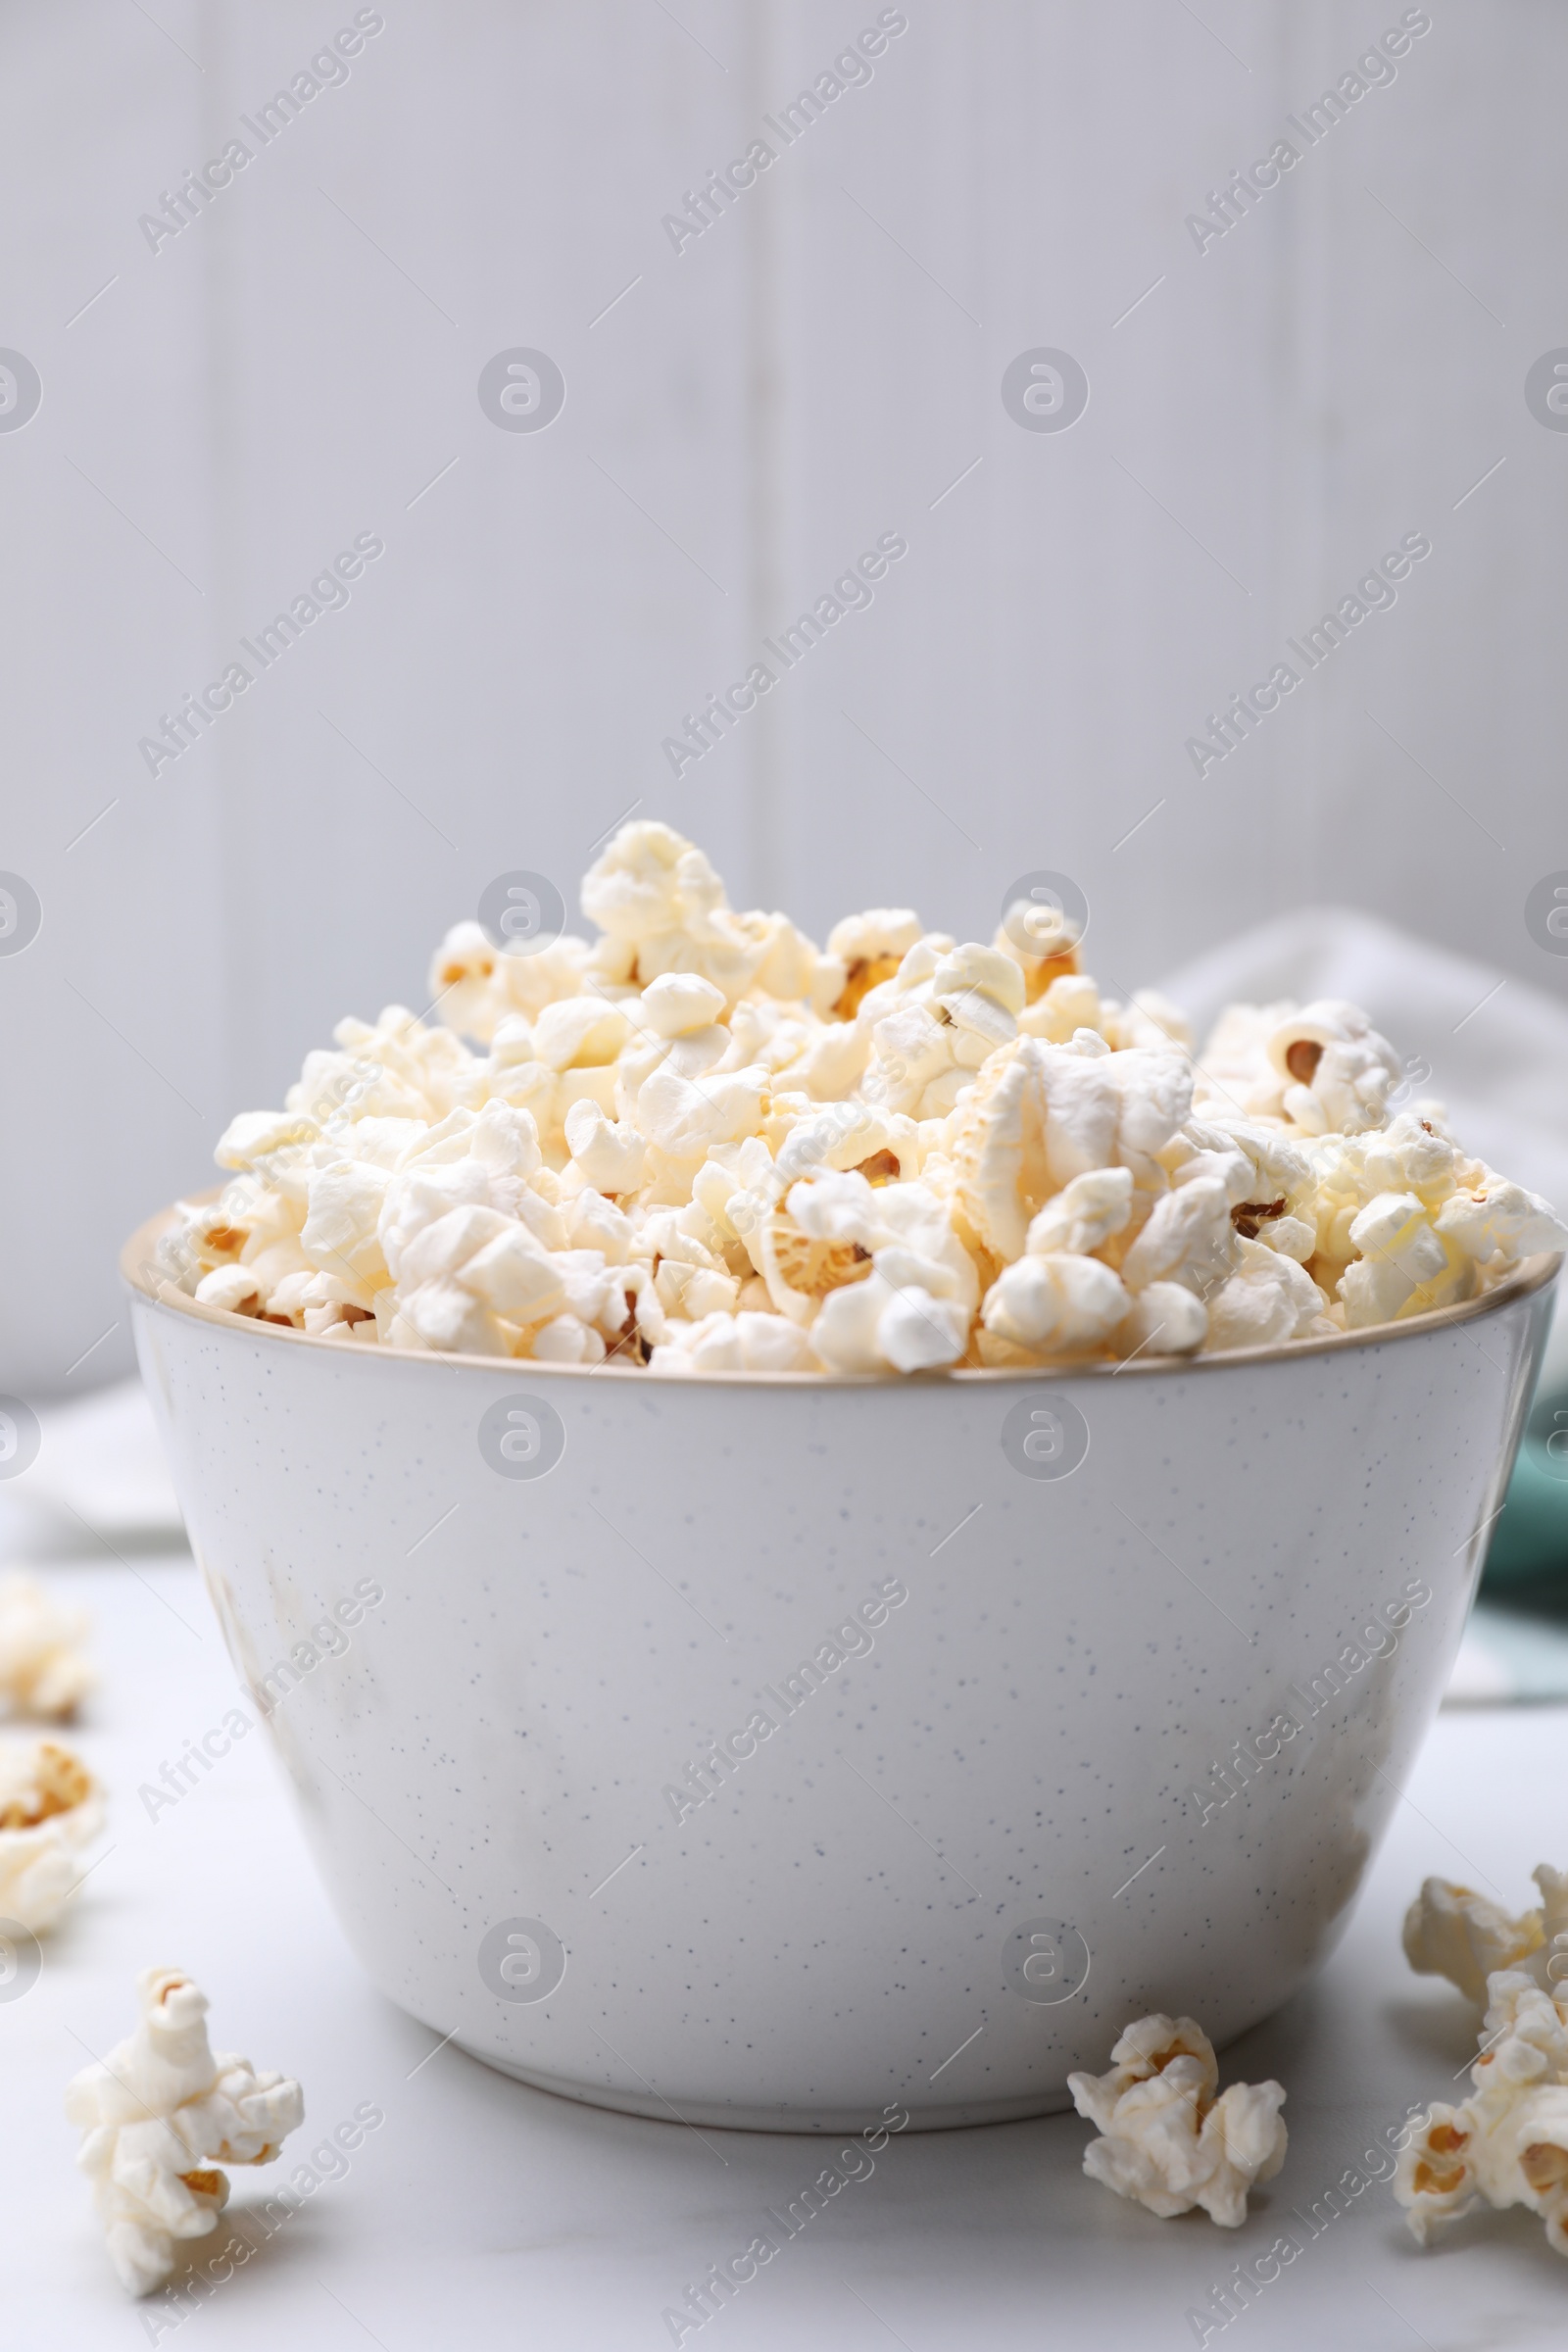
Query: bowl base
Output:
[[450, 2037, 1074, 2133]]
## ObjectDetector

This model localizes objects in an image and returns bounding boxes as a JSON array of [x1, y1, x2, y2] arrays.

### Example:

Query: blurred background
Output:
[[3, 0, 1566, 1429]]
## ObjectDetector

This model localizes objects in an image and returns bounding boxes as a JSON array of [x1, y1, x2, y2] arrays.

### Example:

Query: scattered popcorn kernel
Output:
[[153, 824, 1566, 1373], [1067, 2014, 1287, 2226], [1403, 1865, 1568, 2003], [1396, 1968, 1568, 2254], [0, 1738, 104, 1933], [0, 1572, 95, 1719], [66, 1968, 305, 2297]]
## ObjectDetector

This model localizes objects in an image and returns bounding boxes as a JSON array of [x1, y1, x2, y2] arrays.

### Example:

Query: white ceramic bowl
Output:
[[123, 1214, 1556, 2132]]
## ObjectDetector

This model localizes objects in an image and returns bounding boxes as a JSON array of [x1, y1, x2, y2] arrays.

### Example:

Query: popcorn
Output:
[[637, 969, 728, 1038], [1264, 1000, 1400, 1134], [1067, 2014, 1287, 2226], [1436, 1173, 1568, 1267], [564, 1100, 648, 1196], [825, 906, 924, 1017], [1120, 1177, 1235, 1297], [530, 994, 631, 1072], [157, 823, 1567, 1374], [1113, 1280, 1209, 1360], [981, 1252, 1130, 1355], [0, 1738, 104, 1932], [1204, 1238, 1330, 1351], [0, 1571, 95, 1718], [579, 819, 771, 1002], [993, 894, 1083, 1000], [424, 918, 501, 1042], [1024, 1166, 1134, 1257], [650, 1309, 818, 1374], [757, 1174, 879, 1326], [194, 1264, 265, 1317], [1395, 1969, 1568, 2253], [1404, 1865, 1568, 2003], [1339, 1191, 1462, 1327], [811, 1260, 971, 1374], [66, 1968, 305, 2296]]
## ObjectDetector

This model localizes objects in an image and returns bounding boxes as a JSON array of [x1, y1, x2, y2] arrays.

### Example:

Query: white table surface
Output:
[[7, 1546, 1568, 2352]]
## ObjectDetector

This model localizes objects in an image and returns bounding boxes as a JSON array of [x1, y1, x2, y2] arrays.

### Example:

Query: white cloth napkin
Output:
[[0, 1378, 184, 1559]]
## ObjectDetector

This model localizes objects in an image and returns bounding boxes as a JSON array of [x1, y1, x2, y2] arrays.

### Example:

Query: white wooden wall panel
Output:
[[3, 0, 1566, 1399], [0, 3, 224, 1395]]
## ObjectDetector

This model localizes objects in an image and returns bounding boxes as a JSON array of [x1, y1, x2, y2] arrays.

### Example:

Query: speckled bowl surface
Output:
[[123, 1211, 1555, 2132]]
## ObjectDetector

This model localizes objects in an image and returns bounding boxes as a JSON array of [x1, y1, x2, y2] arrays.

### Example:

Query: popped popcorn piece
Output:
[[1067, 2014, 1287, 2226], [1191, 999, 1298, 1116], [1017, 969, 1102, 1043], [1265, 1000, 1400, 1134], [0, 1571, 95, 1718], [0, 1738, 104, 1933], [424, 917, 502, 1042], [580, 820, 768, 1003], [1435, 1174, 1568, 1268], [1120, 1177, 1236, 1298], [530, 994, 631, 1073], [859, 942, 993, 1123], [194, 1264, 265, 1317], [531, 1311, 607, 1364], [637, 969, 728, 1038], [980, 1252, 1129, 1355], [1024, 1166, 1134, 1258], [810, 1260, 971, 1374], [758, 1172, 880, 1326], [66, 1968, 305, 2297], [993, 893, 1083, 999], [564, 1099, 648, 1197], [157, 825, 1567, 1376], [1404, 1865, 1568, 2003], [1114, 987, 1193, 1054], [946, 1042, 1052, 1264], [213, 1107, 318, 1172], [1112, 1279, 1209, 1360], [1395, 1968, 1568, 2253], [1204, 1238, 1329, 1351], [825, 907, 924, 1018], [650, 1309, 819, 1374]]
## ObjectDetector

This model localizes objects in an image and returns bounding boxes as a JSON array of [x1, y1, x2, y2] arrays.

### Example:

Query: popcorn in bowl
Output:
[[153, 821, 1567, 1372]]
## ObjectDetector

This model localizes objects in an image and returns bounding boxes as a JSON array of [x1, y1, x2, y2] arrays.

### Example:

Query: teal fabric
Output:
[[1483, 1378, 1568, 1599]]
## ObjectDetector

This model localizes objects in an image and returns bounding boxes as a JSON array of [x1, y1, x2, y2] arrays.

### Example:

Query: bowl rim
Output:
[[119, 1201, 1562, 1390]]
